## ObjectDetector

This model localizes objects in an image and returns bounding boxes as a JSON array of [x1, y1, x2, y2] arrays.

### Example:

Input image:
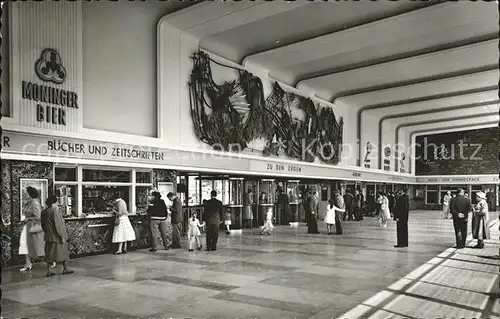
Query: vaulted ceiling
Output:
[[166, 0, 499, 168]]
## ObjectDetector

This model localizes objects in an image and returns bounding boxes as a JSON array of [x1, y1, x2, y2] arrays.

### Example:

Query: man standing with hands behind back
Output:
[[450, 188, 470, 249], [394, 188, 409, 248], [203, 190, 224, 251]]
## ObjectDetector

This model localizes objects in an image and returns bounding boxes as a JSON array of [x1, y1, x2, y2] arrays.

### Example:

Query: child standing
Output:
[[188, 212, 204, 252], [224, 209, 231, 235], [260, 208, 274, 235], [324, 199, 336, 234]]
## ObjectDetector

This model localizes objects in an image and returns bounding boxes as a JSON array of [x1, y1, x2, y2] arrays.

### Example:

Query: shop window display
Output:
[[55, 185, 77, 217], [82, 185, 130, 215]]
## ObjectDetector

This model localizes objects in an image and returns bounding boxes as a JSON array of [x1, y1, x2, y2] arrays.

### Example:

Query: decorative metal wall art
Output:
[[188, 50, 343, 164], [188, 51, 271, 151]]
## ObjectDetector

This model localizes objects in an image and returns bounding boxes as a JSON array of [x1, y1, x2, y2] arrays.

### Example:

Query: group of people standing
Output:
[[445, 188, 491, 249], [19, 186, 73, 277], [148, 190, 225, 252], [303, 188, 410, 248]]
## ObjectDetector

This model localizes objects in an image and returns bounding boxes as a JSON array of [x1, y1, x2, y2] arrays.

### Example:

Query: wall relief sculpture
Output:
[[188, 50, 271, 151], [188, 50, 344, 165]]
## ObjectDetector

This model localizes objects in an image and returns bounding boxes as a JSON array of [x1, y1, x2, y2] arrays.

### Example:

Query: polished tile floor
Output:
[[1, 210, 499, 319]]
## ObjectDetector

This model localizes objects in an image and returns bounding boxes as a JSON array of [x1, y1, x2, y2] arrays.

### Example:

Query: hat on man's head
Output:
[[476, 191, 486, 199]]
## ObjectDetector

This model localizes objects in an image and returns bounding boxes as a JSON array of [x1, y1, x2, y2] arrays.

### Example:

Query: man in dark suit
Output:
[[203, 190, 224, 251], [450, 188, 470, 249], [343, 190, 354, 221], [307, 191, 320, 234], [353, 189, 364, 221], [394, 188, 410, 248], [167, 192, 183, 249]]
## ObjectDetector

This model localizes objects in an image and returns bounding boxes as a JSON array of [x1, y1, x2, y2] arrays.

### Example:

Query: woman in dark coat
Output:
[[41, 195, 74, 277], [472, 191, 490, 249]]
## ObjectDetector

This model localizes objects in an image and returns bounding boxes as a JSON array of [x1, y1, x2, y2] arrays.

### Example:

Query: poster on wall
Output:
[[20, 179, 48, 221], [364, 142, 373, 168]]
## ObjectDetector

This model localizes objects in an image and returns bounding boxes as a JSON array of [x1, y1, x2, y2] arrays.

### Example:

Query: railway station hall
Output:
[[1, 1, 499, 318]]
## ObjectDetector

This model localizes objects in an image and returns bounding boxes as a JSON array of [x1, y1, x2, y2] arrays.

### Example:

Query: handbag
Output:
[[28, 222, 43, 234], [114, 216, 120, 226]]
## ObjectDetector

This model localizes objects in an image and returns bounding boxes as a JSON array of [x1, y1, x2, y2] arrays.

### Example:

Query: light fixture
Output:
[[275, 40, 280, 44]]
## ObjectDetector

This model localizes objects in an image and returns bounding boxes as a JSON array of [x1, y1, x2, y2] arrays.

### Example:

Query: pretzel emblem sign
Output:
[[35, 49, 67, 84]]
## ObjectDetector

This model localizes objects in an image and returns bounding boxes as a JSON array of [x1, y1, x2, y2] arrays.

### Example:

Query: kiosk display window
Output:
[[54, 166, 153, 217]]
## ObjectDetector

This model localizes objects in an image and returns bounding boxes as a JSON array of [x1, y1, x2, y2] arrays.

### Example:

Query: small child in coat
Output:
[[260, 209, 274, 235], [188, 212, 204, 252], [224, 210, 232, 235]]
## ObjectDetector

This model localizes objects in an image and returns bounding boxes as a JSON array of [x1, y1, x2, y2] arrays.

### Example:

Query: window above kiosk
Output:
[[82, 169, 131, 183]]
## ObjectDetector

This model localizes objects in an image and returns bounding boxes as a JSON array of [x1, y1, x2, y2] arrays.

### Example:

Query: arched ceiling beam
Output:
[[238, 0, 442, 66], [377, 101, 500, 168], [292, 34, 497, 88], [340, 69, 499, 108], [296, 39, 497, 102]]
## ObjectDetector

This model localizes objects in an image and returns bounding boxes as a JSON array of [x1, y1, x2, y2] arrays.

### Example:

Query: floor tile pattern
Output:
[[1, 210, 498, 319]]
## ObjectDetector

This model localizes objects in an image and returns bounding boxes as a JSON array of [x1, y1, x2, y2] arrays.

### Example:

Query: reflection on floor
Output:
[[1, 211, 499, 319]]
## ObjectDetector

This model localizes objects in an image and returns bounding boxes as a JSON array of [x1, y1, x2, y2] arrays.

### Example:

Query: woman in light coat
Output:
[[19, 186, 45, 272], [472, 191, 490, 249], [378, 192, 391, 227]]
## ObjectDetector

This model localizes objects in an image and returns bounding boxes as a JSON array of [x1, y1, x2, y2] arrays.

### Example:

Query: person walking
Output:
[[442, 191, 452, 219], [471, 191, 490, 249], [394, 189, 410, 248], [187, 211, 204, 252], [203, 190, 224, 251], [19, 186, 45, 272], [112, 195, 136, 254], [147, 191, 171, 252], [306, 191, 320, 234], [450, 188, 470, 249], [167, 192, 183, 249], [40, 195, 73, 277], [260, 207, 274, 235]]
